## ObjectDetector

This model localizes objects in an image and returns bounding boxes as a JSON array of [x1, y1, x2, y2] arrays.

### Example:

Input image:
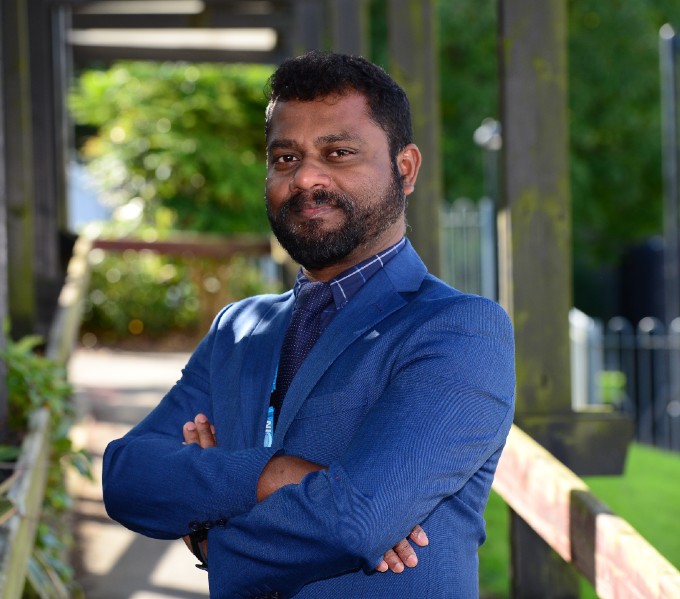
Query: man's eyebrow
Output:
[[315, 132, 362, 145], [268, 132, 363, 152], [268, 138, 298, 152]]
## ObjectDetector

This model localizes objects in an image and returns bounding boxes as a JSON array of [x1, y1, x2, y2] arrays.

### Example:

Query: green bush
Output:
[[69, 61, 273, 235], [0, 330, 92, 598], [81, 249, 282, 347]]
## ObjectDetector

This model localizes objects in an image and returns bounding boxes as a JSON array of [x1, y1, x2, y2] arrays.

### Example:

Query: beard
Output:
[[266, 169, 406, 270]]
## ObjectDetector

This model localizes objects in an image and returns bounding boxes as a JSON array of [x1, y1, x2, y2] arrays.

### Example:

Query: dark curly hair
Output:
[[265, 50, 413, 159]]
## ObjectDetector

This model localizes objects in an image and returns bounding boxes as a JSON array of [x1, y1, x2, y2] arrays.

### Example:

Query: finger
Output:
[[381, 548, 405, 573], [182, 535, 193, 552], [409, 524, 429, 547], [183, 421, 199, 445], [375, 559, 388, 573], [393, 537, 418, 568], [194, 414, 217, 448]]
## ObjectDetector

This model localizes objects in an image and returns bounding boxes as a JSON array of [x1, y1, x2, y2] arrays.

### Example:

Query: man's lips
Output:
[[294, 203, 338, 219]]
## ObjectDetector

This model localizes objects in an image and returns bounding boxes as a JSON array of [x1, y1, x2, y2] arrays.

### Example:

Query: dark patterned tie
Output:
[[271, 281, 333, 426]]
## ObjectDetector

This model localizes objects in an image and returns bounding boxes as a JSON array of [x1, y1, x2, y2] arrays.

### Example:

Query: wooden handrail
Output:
[[0, 409, 50, 599], [46, 235, 94, 364], [91, 233, 271, 259], [494, 424, 680, 598], [0, 233, 94, 599]]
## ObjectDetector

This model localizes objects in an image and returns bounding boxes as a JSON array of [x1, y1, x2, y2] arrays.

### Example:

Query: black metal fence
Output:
[[601, 316, 680, 452], [440, 199, 680, 453]]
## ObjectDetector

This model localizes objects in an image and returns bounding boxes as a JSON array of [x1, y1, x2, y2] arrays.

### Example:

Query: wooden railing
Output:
[[0, 235, 93, 599], [494, 425, 680, 598]]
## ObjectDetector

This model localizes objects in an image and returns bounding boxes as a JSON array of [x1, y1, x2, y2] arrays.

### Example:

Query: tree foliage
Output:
[[69, 61, 273, 234], [435, 0, 680, 273]]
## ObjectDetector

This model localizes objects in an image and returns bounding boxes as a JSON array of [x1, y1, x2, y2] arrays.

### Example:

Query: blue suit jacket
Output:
[[103, 240, 515, 598]]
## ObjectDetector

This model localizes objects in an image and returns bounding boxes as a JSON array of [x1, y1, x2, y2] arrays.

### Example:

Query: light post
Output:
[[660, 24, 680, 325], [473, 118, 502, 301]]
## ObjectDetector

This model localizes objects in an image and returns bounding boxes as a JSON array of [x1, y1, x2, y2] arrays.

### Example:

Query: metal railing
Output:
[[601, 316, 680, 451]]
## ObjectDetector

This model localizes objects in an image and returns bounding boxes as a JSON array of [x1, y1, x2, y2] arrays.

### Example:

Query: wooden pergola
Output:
[[0, 1, 635, 596], [0, 0, 441, 343]]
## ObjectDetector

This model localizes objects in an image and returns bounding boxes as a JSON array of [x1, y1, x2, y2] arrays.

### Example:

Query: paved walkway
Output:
[[68, 347, 210, 599]]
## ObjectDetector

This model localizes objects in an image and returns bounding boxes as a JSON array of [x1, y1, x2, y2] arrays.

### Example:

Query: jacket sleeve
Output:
[[102, 306, 276, 540], [205, 296, 516, 597]]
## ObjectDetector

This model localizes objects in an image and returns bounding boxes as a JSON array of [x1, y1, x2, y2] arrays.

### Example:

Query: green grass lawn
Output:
[[478, 442, 680, 598]]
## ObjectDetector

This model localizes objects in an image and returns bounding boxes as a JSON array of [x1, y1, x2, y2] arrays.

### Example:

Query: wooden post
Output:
[[387, 0, 442, 277], [498, 1, 583, 596], [291, 0, 326, 54], [2, 0, 37, 341], [497, 0, 632, 595], [0, 1, 9, 441], [497, 0, 632, 475], [330, 0, 369, 56], [28, 0, 72, 337], [498, 0, 573, 417]]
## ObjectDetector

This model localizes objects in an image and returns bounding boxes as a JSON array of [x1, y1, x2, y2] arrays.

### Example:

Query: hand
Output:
[[375, 525, 429, 573], [182, 414, 215, 559], [183, 413, 216, 448], [258, 456, 429, 574]]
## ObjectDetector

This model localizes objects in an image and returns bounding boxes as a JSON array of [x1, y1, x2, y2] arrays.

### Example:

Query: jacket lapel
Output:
[[273, 241, 427, 440], [237, 293, 294, 445]]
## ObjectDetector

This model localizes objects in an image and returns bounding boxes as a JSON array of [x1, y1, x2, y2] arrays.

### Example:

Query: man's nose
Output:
[[289, 159, 331, 192]]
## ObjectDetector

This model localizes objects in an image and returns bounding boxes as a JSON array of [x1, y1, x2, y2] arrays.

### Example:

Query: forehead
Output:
[[267, 92, 387, 146]]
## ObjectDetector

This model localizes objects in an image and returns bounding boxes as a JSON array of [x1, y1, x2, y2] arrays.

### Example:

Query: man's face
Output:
[[265, 92, 409, 273]]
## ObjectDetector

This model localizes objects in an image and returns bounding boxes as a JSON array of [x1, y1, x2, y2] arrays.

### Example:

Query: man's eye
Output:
[[273, 154, 297, 164], [329, 149, 353, 158]]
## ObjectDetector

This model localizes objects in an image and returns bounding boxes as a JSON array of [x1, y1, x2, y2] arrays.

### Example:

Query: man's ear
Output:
[[397, 143, 422, 197]]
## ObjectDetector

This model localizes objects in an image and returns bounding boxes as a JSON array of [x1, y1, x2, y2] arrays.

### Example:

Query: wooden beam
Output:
[[494, 425, 680, 598], [387, 0, 442, 276], [72, 45, 286, 65], [71, 10, 290, 29]]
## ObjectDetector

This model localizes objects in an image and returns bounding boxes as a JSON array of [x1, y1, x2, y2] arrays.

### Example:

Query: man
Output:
[[103, 51, 515, 598]]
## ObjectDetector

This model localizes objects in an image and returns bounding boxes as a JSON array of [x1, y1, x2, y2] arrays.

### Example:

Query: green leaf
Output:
[[26, 550, 70, 599], [0, 498, 17, 526], [0, 444, 21, 462]]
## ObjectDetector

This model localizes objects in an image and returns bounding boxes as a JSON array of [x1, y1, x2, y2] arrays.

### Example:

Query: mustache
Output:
[[284, 189, 354, 214]]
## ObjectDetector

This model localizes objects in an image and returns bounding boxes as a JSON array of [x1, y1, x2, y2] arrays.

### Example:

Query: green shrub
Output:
[[81, 249, 282, 347], [0, 330, 92, 598]]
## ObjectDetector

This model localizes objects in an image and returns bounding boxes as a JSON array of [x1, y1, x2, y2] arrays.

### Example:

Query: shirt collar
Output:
[[294, 237, 406, 310]]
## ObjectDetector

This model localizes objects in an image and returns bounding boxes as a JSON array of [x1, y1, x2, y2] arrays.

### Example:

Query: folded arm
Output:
[[204, 298, 515, 596], [102, 327, 275, 539], [182, 414, 429, 573]]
